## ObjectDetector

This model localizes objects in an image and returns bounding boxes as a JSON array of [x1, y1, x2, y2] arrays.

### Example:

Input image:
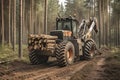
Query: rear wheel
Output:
[[29, 50, 48, 64], [83, 40, 96, 59], [55, 41, 75, 67]]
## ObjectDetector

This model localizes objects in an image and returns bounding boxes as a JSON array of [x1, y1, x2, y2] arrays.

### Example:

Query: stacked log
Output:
[[28, 34, 58, 51]]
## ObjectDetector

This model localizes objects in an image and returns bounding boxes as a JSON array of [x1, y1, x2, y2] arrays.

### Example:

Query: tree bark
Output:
[[8, 0, 11, 46], [44, 0, 48, 34], [1, 0, 4, 46], [109, 0, 111, 47], [118, 14, 120, 47], [32, 0, 34, 34], [22, 0, 25, 43], [117, 14, 119, 47], [98, 0, 102, 48], [102, 0, 105, 46], [13, 0, 16, 51], [19, 0, 23, 59], [106, 0, 109, 46], [29, 0, 32, 34]]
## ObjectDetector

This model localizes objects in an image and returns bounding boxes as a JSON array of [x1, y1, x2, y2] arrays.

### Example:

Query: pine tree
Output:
[[19, 0, 23, 59], [1, 0, 4, 46], [47, 0, 59, 32], [59, 3, 65, 17], [13, 0, 16, 51], [8, 0, 11, 46]]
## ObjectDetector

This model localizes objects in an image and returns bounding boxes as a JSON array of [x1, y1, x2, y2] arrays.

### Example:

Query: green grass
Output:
[[0, 45, 16, 61], [0, 45, 29, 62], [106, 48, 120, 61]]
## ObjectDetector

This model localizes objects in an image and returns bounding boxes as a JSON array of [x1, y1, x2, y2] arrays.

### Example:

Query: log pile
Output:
[[28, 34, 58, 51]]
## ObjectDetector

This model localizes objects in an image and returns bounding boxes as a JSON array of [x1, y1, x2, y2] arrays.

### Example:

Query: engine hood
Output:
[[50, 30, 72, 40]]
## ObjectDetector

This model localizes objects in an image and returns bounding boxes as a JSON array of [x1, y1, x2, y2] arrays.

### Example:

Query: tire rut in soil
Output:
[[0, 60, 88, 80]]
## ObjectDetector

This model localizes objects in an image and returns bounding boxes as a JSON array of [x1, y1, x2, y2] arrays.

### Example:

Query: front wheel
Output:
[[55, 41, 75, 67]]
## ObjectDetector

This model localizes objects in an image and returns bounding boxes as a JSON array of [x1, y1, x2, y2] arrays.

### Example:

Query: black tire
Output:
[[55, 41, 75, 67], [29, 50, 48, 64], [83, 40, 96, 59]]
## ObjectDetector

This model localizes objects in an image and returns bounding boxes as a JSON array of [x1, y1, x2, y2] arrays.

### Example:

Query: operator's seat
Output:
[[63, 25, 70, 30]]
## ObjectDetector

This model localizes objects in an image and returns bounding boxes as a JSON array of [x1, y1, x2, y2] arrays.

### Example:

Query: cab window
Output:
[[57, 21, 71, 31], [57, 22, 62, 30], [63, 21, 71, 30], [72, 21, 77, 35]]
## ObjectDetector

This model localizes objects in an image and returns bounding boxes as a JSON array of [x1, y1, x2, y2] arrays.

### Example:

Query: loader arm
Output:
[[80, 17, 98, 39], [86, 20, 96, 38]]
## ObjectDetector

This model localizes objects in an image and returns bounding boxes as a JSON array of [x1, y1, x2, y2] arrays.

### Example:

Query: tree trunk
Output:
[[29, 0, 31, 34], [118, 14, 120, 47], [102, 0, 105, 46], [19, 0, 23, 59], [1, 0, 4, 46], [11, 1, 14, 49], [22, 0, 25, 44], [98, 0, 102, 48], [105, 0, 109, 46], [8, 0, 11, 46], [117, 14, 119, 47], [44, 0, 48, 34], [109, 0, 111, 47], [101, 0, 104, 46], [13, 0, 16, 51], [32, 0, 34, 34]]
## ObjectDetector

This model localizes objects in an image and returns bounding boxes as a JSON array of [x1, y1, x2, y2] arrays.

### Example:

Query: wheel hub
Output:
[[89, 45, 95, 57], [67, 48, 73, 62]]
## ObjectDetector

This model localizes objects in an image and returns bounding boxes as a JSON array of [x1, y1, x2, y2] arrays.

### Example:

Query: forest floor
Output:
[[71, 47, 120, 80], [0, 47, 119, 80]]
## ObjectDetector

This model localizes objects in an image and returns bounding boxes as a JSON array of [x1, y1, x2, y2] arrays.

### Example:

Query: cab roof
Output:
[[56, 16, 78, 22]]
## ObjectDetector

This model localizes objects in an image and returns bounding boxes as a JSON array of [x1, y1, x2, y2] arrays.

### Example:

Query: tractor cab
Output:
[[56, 17, 79, 38], [50, 17, 79, 40]]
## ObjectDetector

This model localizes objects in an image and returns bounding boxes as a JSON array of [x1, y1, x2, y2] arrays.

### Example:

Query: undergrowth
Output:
[[0, 45, 29, 62], [102, 49, 120, 80]]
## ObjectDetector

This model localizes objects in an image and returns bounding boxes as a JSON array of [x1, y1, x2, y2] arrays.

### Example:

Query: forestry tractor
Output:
[[28, 16, 98, 67]]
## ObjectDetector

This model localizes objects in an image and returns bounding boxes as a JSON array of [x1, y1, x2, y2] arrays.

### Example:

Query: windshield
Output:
[[57, 21, 71, 31], [72, 21, 77, 35]]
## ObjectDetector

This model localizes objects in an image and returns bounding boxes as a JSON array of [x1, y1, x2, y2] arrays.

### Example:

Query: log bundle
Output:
[[28, 34, 58, 51]]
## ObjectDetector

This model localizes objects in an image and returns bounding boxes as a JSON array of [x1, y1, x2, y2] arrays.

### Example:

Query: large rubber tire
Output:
[[83, 40, 96, 59], [29, 50, 48, 64], [55, 41, 75, 67]]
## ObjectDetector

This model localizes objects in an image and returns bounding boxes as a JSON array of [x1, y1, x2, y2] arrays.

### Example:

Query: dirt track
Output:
[[0, 60, 89, 80], [0, 48, 108, 80]]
